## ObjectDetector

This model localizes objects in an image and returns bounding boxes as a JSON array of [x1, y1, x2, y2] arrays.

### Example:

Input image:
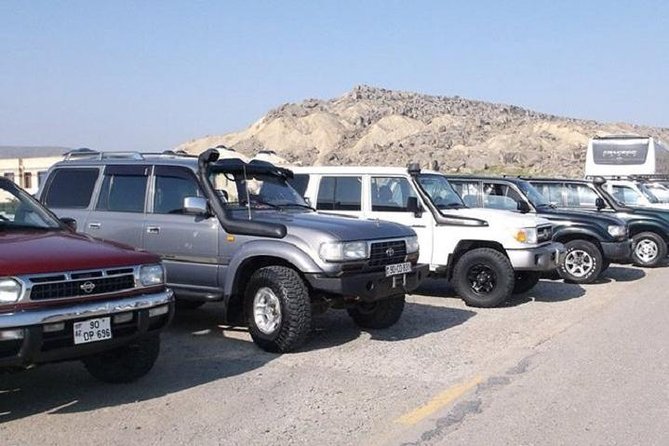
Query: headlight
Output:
[[406, 236, 419, 253], [0, 278, 22, 304], [319, 241, 369, 262], [513, 228, 538, 244], [139, 264, 165, 286], [608, 225, 627, 237]]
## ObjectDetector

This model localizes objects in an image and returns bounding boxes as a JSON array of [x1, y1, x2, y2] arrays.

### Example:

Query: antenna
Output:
[[243, 164, 252, 220]]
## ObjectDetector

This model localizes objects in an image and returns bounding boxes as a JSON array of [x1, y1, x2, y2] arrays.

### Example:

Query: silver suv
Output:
[[38, 149, 428, 353]]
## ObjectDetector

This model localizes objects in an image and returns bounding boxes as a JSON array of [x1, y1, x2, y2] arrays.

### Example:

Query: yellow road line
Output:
[[396, 375, 483, 426]]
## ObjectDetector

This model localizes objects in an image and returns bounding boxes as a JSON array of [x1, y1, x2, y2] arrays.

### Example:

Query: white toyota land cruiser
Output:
[[290, 164, 565, 307]]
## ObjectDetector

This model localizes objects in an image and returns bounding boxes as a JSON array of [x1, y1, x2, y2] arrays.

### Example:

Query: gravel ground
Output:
[[0, 264, 659, 445]]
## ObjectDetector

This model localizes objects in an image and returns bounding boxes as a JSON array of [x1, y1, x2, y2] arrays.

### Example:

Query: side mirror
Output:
[[517, 201, 531, 213], [595, 197, 606, 210], [183, 196, 209, 215], [60, 217, 77, 232], [407, 196, 423, 217]]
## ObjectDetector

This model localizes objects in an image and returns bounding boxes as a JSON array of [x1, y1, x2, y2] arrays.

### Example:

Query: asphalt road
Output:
[[1, 263, 667, 446]]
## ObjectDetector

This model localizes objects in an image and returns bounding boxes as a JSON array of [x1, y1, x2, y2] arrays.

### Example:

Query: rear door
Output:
[[85, 164, 149, 247], [143, 165, 220, 293]]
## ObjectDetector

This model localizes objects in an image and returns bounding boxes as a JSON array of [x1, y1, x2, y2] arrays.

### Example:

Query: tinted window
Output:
[[43, 168, 99, 208], [23, 172, 32, 189], [154, 172, 203, 214], [288, 174, 310, 197], [317, 176, 361, 211], [611, 185, 642, 205], [371, 177, 417, 212], [97, 174, 147, 213]]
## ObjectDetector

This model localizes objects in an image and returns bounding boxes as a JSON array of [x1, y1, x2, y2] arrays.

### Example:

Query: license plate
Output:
[[385, 262, 412, 277], [73, 317, 112, 345]]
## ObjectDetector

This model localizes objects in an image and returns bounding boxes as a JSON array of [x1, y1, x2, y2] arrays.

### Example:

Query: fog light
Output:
[[0, 329, 24, 340], [149, 305, 169, 318], [113, 312, 133, 324], [43, 322, 65, 333]]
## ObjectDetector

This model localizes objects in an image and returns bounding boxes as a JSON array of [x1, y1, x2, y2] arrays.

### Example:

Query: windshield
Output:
[[417, 174, 465, 209], [210, 171, 309, 210], [0, 181, 62, 230], [517, 180, 551, 207], [642, 183, 669, 203]]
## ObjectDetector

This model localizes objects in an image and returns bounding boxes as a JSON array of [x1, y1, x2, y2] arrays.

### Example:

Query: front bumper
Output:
[[0, 289, 174, 369], [601, 239, 633, 262], [305, 264, 429, 302], [507, 242, 565, 271]]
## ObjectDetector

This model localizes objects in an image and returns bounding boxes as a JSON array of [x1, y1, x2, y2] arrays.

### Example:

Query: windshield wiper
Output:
[[440, 202, 464, 209], [274, 203, 316, 211]]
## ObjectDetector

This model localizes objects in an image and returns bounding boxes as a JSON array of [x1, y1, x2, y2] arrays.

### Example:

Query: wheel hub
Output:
[[564, 249, 593, 278], [253, 287, 282, 335], [635, 239, 658, 263], [467, 264, 496, 294]]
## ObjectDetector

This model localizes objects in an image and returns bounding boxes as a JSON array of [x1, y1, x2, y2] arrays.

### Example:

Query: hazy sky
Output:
[[1, 0, 667, 150]]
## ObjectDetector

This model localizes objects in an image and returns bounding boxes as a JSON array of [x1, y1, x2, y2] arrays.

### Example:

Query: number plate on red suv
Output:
[[73, 317, 112, 345]]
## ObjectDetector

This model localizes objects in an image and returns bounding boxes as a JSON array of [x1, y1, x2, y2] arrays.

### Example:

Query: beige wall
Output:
[[0, 156, 62, 193]]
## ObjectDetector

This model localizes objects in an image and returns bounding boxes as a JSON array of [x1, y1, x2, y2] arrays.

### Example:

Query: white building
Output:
[[0, 147, 67, 194]]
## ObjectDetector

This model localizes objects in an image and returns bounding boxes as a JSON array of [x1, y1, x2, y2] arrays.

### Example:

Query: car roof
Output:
[[289, 165, 440, 175]]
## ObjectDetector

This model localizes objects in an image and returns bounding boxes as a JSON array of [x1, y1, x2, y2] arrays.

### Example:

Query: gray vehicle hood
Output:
[[229, 209, 414, 241]]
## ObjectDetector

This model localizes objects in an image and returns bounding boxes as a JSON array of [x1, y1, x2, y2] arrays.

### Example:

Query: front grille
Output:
[[28, 269, 136, 301], [537, 225, 553, 243], [369, 240, 407, 267]]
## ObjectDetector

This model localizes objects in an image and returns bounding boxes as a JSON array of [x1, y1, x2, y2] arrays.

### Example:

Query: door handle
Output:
[[88, 222, 101, 229], [146, 226, 160, 234]]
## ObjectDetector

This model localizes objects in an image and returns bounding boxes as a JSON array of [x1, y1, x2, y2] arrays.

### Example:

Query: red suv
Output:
[[0, 177, 174, 383]]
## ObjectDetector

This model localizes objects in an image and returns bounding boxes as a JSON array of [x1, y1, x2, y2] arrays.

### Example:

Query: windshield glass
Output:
[[210, 171, 308, 209], [417, 174, 465, 209], [517, 180, 551, 207], [0, 181, 62, 230], [642, 183, 669, 203]]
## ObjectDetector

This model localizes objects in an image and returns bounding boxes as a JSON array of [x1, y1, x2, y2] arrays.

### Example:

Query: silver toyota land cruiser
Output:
[[38, 148, 428, 353]]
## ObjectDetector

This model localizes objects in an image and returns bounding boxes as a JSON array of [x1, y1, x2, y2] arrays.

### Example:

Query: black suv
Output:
[[447, 175, 632, 284], [528, 177, 669, 267]]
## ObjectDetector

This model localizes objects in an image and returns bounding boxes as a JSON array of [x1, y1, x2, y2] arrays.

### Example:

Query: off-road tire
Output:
[[245, 266, 311, 353], [452, 248, 515, 308], [82, 335, 160, 383], [558, 240, 603, 284], [631, 232, 667, 267], [347, 295, 405, 329], [512, 271, 541, 294]]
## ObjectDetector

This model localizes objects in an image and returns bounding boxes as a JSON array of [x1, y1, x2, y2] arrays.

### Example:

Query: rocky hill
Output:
[[177, 85, 669, 176]]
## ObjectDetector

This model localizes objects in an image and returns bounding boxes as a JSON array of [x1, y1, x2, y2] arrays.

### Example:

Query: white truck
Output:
[[585, 135, 669, 208], [290, 164, 564, 307]]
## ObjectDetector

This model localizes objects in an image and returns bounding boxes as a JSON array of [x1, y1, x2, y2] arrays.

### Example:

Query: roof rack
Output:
[[592, 134, 648, 140], [63, 148, 196, 161]]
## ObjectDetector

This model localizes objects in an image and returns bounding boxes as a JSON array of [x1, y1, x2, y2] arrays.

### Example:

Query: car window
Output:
[[450, 181, 481, 207], [287, 174, 310, 197], [565, 184, 598, 207], [371, 177, 417, 212], [96, 166, 148, 213], [612, 185, 641, 205], [43, 168, 99, 209], [482, 182, 523, 210], [1, 181, 60, 229], [533, 183, 564, 206], [317, 176, 361, 211], [153, 168, 204, 214]]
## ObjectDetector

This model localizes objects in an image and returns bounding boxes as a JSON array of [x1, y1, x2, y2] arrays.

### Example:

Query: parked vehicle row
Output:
[[2, 139, 666, 383]]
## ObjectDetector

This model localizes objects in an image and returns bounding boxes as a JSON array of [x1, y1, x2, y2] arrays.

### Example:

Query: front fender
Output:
[[222, 240, 323, 297], [553, 225, 609, 243]]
